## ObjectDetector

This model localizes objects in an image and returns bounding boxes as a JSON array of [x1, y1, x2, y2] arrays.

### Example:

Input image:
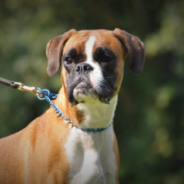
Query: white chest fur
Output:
[[65, 126, 117, 184], [65, 96, 118, 184]]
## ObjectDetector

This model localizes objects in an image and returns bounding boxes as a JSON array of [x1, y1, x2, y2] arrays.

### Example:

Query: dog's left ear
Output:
[[46, 29, 76, 77], [113, 28, 145, 75]]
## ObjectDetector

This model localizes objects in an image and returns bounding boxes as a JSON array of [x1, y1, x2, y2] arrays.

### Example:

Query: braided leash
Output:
[[36, 88, 112, 132], [0, 76, 112, 133]]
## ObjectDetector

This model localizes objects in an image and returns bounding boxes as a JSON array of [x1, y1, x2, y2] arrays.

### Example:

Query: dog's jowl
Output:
[[0, 29, 144, 184]]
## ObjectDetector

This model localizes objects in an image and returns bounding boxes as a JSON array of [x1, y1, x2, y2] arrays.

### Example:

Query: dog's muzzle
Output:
[[66, 62, 115, 106]]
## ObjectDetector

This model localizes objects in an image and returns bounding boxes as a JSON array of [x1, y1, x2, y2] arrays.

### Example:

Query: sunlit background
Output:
[[0, 0, 184, 183]]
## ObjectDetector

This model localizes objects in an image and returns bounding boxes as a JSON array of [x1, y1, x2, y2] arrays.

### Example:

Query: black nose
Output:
[[75, 63, 93, 74]]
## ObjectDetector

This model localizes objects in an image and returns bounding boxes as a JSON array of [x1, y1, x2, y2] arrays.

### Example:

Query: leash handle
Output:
[[0, 77, 40, 96], [0, 77, 19, 89]]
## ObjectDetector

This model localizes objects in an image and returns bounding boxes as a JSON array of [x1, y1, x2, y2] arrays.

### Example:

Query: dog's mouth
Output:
[[73, 81, 98, 103], [74, 82, 92, 96], [67, 77, 115, 106], [75, 81, 91, 90]]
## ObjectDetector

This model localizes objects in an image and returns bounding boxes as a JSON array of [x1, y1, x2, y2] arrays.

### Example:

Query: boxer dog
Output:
[[0, 29, 144, 184]]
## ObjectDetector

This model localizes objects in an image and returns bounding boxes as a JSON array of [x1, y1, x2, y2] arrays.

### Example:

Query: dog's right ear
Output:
[[46, 29, 76, 77]]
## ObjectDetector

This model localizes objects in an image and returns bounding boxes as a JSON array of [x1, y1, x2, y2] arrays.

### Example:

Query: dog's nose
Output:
[[75, 63, 93, 74]]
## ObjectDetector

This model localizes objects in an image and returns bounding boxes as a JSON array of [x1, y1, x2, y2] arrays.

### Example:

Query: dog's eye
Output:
[[65, 57, 73, 64]]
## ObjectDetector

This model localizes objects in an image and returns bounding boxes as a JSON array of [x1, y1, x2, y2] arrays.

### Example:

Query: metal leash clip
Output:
[[14, 82, 42, 96]]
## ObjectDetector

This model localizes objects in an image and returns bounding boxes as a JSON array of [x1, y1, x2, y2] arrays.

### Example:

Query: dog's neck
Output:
[[76, 96, 118, 129], [55, 87, 118, 130]]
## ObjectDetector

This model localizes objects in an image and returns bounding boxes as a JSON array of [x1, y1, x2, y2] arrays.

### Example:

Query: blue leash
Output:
[[36, 88, 112, 133], [0, 77, 111, 132]]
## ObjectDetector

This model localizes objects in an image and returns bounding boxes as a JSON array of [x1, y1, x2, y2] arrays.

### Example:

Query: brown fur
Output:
[[0, 29, 144, 184]]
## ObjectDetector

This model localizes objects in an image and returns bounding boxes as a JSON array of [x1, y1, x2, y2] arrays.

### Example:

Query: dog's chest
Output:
[[65, 126, 117, 184]]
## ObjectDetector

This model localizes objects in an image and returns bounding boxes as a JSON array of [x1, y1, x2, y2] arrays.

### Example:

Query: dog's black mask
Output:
[[63, 47, 118, 105]]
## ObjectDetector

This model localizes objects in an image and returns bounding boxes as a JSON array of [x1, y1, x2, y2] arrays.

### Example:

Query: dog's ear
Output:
[[46, 29, 76, 77], [113, 28, 145, 75]]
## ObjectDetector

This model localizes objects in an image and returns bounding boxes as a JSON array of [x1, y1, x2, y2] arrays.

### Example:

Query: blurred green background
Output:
[[0, 0, 184, 183]]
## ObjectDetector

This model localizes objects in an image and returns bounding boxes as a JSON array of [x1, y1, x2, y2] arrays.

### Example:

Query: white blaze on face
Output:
[[85, 36, 96, 61], [73, 36, 104, 103], [85, 36, 104, 94]]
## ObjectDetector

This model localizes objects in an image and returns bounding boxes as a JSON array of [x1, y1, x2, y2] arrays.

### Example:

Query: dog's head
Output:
[[46, 29, 144, 105]]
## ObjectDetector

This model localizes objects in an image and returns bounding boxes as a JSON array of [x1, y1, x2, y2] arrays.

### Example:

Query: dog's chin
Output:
[[68, 81, 114, 106], [73, 83, 98, 104]]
